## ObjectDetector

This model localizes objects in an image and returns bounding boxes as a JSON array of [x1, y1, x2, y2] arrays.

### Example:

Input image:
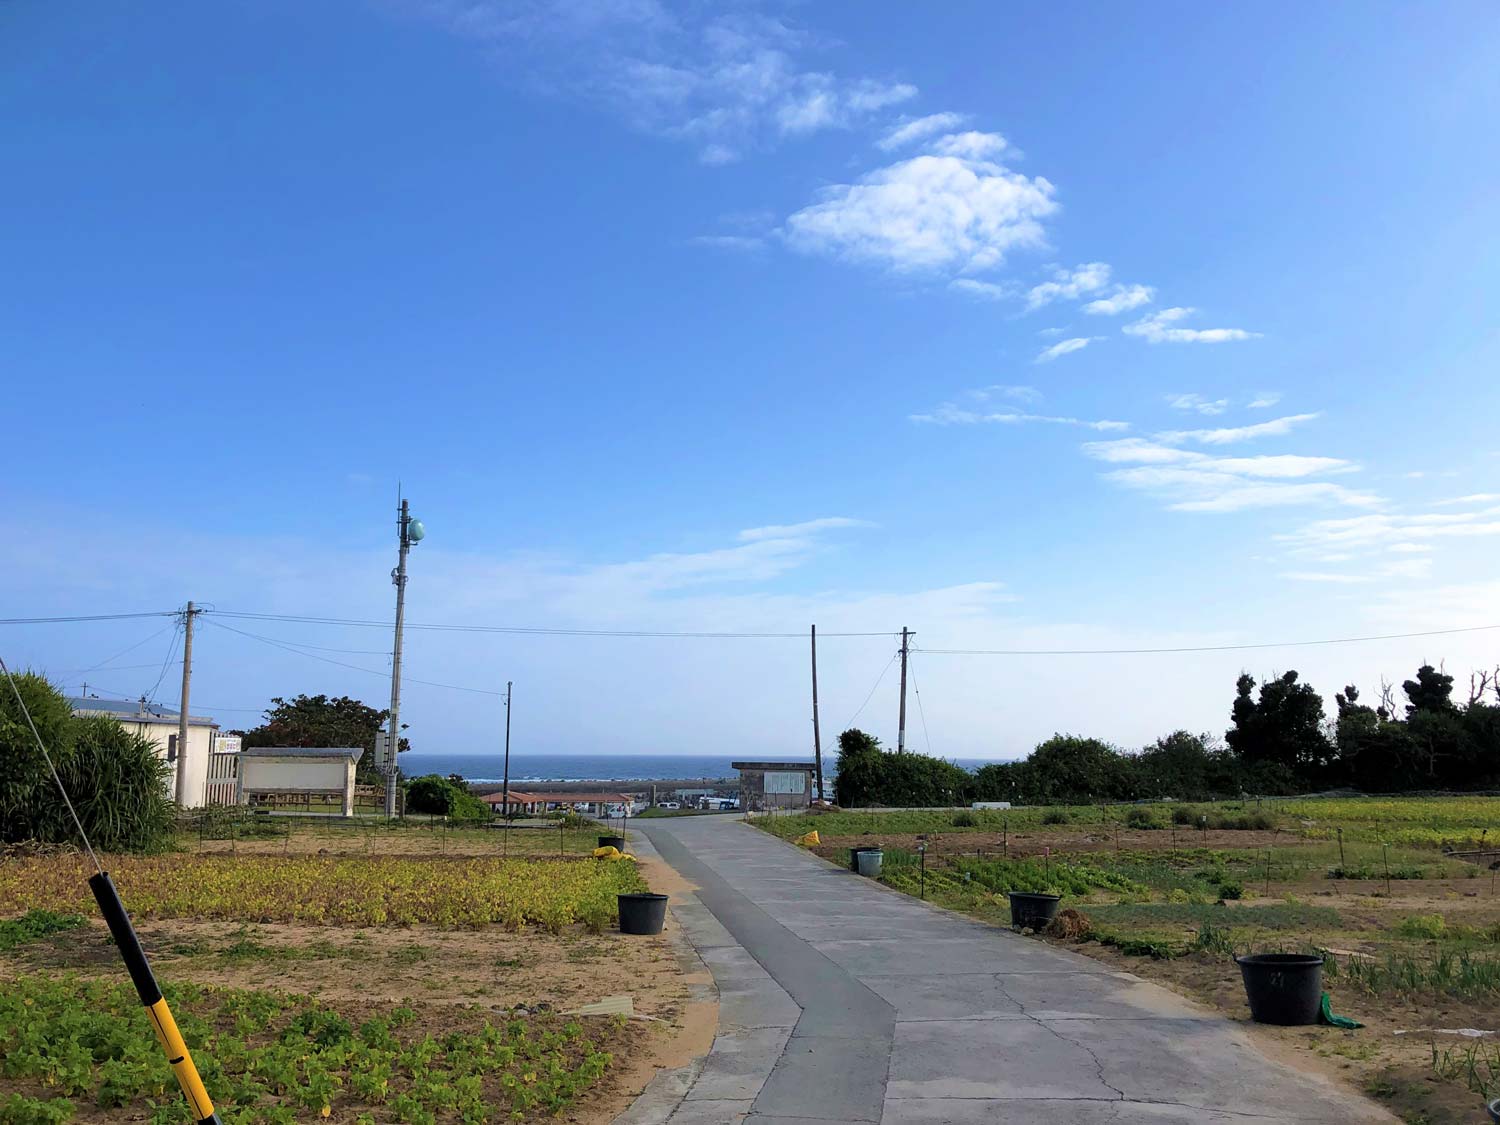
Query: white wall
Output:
[[115, 718, 216, 809], [239, 757, 346, 791]]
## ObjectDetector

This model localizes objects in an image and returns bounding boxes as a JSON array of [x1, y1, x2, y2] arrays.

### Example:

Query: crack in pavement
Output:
[[989, 972, 1129, 1102]]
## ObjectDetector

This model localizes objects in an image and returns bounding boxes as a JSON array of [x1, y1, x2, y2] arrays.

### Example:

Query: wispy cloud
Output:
[[402, 5, 916, 164], [877, 112, 966, 151], [1276, 506, 1500, 553], [911, 404, 1127, 431], [783, 138, 1057, 273], [1435, 493, 1500, 506], [1166, 393, 1229, 416], [1248, 391, 1282, 409], [1156, 413, 1321, 446], [1035, 337, 1100, 363], [689, 234, 766, 252], [1123, 307, 1259, 344], [928, 130, 1009, 160], [948, 278, 1015, 301], [1083, 284, 1154, 315], [737, 517, 874, 542], [977, 384, 1042, 405], [1025, 263, 1111, 311]]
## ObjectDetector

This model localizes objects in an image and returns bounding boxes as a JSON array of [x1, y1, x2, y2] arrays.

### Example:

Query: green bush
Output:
[[403, 775, 490, 820], [1396, 914, 1447, 940], [1, 674, 174, 853], [1217, 880, 1244, 901], [950, 811, 978, 827], [1041, 809, 1070, 825], [1123, 807, 1162, 830]]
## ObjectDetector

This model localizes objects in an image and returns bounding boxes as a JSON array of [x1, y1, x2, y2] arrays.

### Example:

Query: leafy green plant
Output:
[[950, 811, 978, 828], [1395, 914, 1447, 940], [1041, 809, 1070, 825], [0, 908, 86, 951]]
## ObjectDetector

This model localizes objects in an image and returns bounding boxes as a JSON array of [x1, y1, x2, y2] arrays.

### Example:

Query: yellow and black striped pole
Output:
[[89, 872, 222, 1125]]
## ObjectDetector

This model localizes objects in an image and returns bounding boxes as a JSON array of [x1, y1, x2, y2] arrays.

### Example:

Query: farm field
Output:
[[0, 815, 700, 1124], [763, 795, 1500, 1125]]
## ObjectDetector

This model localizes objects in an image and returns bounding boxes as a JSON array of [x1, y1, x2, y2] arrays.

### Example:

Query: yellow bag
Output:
[[593, 845, 620, 858], [795, 830, 821, 847]]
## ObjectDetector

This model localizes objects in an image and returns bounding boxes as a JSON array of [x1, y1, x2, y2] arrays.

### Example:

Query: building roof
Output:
[[501, 791, 631, 805], [239, 746, 365, 762], [479, 789, 546, 805], [68, 697, 219, 729], [731, 761, 816, 771]]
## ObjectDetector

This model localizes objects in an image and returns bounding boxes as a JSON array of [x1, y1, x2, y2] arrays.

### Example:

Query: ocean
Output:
[[399, 753, 1002, 784]]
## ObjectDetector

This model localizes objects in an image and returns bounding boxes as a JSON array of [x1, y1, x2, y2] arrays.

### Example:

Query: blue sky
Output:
[[4, 1, 1499, 759]]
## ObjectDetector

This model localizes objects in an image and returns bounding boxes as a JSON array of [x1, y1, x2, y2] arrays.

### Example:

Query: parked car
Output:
[[658, 801, 680, 810]]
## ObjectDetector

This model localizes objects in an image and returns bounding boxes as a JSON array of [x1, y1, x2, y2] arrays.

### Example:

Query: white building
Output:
[[236, 747, 364, 817], [69, 696, 219, 808]]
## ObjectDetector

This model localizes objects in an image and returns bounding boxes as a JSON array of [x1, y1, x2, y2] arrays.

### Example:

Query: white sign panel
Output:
[[213, 734, 242, 754], [765, 770, 805, 795]]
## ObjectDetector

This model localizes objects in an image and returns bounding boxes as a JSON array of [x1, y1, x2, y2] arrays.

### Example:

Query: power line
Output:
[[844, 653, 898, 730], [207, 609, 896, 639], [203, 618, 504, 697], [61, 624, 176, 677], [909, 653, 933, 756], [143, 621, 183, 704], [0, 611, 179, 625], [914, 623, 1500, 657]]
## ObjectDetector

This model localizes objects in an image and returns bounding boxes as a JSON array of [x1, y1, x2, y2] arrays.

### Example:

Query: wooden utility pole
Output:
[[810, 625, 823, 802], [897, 626, 910, 754], [175, 602, 197, 805], [501, 682, 513, 819]]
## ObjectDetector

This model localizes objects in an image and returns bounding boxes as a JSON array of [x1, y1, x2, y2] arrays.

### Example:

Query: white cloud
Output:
[[929, 130, 1009, 160], [1123, 307, 1259, 344], [978, 384, 1042, 405], [1083, 284, 1154, 315], [1435, 493, 1500, 506], [1081, 438, 1204, 465], [783, 152, 1057, 273], [1157, 413, 1321, 446], [404, 5, 917, 163], [1035, 337, 1099, 363], [877, 112, 967, 150], [1025, 263, 1111, 310], [911, 404, 1126, 431], [1248, 391, 1282, 409], [737, 517, 874, 542], [1166, 393, 1229, 416], [689, 234, 765, 252], [1277, 507, 1500, 552], [1281, 571, 1372, 584], [948, 278, 1015, 301], [1037, 326, 1068, 338]]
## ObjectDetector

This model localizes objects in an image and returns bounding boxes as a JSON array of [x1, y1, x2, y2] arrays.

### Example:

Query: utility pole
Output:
[[501, 681, 513, 819], [810, 625, 823, 802], [176, 602, 197, 805], [386, 499, 425, 817], [897, 626, 911, 755]]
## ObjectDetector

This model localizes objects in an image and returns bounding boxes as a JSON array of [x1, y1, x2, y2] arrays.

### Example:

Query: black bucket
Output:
[[1235, 953, 1323, 1025], [1007, 892, 1062, 930], [618, 892, 668, 935], [1487, 1097, 1500, 1123], [849, 846, 879, 872], [598, 835, 626, 851]]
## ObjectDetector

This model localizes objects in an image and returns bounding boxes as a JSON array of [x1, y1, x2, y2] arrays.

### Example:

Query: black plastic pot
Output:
[[1235, 953, 1323, 1026], [618, 892, 668, 935], [598, 835, 626, 851], [1487, 1097, 1500, 1123], [1007, 892, 1062, 930], [849, 846, 879, 872]]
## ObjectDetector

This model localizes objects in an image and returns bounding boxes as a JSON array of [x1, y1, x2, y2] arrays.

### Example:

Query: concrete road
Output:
[[618, 814, 1392, 1125]]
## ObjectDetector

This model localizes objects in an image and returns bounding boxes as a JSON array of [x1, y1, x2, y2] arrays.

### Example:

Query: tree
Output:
[[0, 671, 77, 842], [1226, 671, 1334, 778], [404, 774, 488, 820], [1025, 735, 1135, 804], [1402, 664, 1456, 717], [833, 728, 885, 807], [1132, 731, 1237, 801], [240, 694, 407, 782]]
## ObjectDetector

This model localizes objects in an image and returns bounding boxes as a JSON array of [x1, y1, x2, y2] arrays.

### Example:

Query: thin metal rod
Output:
[[0, 654, 103, 874]]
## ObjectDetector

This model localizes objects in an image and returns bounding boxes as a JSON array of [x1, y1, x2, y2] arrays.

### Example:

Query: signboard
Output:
[[764, 770, 805, 795], [373, 730, 390, 770], [212, 734, 242, 755]]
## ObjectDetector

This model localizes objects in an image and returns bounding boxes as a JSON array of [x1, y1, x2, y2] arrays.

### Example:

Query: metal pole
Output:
[[897, 626, 910, 754], [175, 602, 195, 806], [501, 681, 512, 821], [386, 499, 411, 818], [810, 625, 824, 802]]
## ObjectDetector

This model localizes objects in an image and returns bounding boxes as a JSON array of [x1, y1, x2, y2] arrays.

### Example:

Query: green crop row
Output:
[[0, 974, 621, 1123]]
